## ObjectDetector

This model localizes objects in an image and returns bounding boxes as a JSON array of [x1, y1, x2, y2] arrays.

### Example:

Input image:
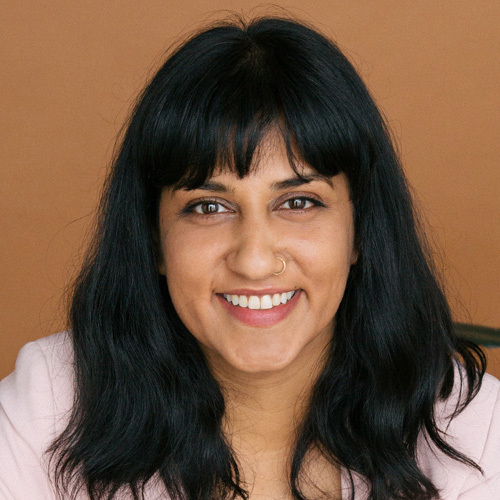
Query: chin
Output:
[[227, 345, 298, 374]]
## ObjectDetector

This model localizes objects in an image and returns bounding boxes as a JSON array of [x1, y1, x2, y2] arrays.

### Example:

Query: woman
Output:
[[0, 15, 498, 500]]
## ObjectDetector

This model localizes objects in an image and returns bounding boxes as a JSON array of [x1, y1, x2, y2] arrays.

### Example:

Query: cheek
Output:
[[291, 219, 355, 313], [161, 229, 203, 317], [160, 226, 226, 336], [162, 224, 213, 280], [293, 221, 355, 273]]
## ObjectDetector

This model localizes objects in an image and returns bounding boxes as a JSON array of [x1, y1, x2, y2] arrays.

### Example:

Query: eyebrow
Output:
[[271, 173, 333, 190], [192, 173, 333, 193], [193, 181, 234, 193]]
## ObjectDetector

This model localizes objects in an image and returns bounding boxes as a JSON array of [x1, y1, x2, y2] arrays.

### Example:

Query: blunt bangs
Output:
[[133, 17, 375, 193]]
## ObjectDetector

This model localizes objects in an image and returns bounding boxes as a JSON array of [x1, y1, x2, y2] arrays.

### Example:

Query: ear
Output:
[[351, 249, 358, 265], [350, 231, 360, 266], [158, 261, 166, 275], [350, 239, 359, 265], [150, 224, 166, 275]]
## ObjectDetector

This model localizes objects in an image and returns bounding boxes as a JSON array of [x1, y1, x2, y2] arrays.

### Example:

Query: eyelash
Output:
[[184, 199, 230, 215], [183, 196, 325, 215], [278, 196, 324, 211]]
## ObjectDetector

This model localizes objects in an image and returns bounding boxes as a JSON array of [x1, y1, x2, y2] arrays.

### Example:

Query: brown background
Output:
[[1, 0, 499, 380]]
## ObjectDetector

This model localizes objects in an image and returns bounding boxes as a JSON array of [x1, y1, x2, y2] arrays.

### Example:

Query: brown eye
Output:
[[191, 200, 229, 215], [202, 202, 218, 214], [282, 197, 316, 210]]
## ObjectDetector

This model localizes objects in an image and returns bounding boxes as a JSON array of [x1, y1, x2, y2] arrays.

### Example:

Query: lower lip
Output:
[[216, 291, 301, 327]]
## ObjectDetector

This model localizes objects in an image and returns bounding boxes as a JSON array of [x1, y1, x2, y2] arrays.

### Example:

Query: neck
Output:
[[205, 338, 329, 455], [202, 336, 342, 499]]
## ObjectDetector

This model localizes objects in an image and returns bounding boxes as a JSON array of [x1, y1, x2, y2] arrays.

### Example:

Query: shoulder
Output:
[[1, 331, 75, 425], [418, 371, 500, 499], [0, 332, 75, 499]]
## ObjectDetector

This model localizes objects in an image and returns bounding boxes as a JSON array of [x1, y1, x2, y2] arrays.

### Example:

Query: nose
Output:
[[226, 217, 281, 280]]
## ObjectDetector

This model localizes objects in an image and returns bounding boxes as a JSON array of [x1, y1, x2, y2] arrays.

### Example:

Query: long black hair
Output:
[[49, 15, 485, 500]]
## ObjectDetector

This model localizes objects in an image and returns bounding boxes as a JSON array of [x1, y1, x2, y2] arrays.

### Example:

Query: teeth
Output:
[[260, 295, 273, 309], [223, 291, 296, 310], [248, 296, 260, 310]]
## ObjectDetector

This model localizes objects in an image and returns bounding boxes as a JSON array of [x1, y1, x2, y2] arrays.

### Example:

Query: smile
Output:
[[217, 289, 301, 328], [222, 291, 296, 310]]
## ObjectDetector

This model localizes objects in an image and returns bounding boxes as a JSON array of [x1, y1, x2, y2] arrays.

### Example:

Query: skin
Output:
[[158, 134, 356, 498]]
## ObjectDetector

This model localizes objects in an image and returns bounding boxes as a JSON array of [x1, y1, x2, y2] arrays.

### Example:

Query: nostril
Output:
[[225, 248, 280, 279]]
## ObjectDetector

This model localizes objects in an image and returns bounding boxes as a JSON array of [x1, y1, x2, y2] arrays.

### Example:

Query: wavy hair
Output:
[[49, 16, 485, 500]]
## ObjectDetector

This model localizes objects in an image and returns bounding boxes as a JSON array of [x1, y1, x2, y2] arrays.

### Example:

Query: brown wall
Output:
[[1, 0, 499, 379]]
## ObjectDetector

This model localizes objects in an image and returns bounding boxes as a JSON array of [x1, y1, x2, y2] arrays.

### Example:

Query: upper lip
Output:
[[218, 288, 298, 296]]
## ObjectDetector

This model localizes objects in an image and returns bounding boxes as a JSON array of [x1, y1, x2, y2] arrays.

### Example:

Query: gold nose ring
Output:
[[273, 256, 286, 276]]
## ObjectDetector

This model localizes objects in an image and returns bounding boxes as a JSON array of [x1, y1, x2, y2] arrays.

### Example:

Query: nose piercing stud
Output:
[[273, 256, 286, 275]]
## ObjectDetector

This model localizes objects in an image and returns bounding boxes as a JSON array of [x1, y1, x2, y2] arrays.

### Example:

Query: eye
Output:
[[280, 196, 322, 210], [188, 200, 230, 215]]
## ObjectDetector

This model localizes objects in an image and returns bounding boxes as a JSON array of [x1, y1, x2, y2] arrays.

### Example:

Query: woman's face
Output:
[[158, 137, 357, 374]]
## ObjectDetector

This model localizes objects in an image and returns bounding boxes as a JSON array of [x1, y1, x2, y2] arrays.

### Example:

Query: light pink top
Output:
[[1, 332, 499, 499]]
